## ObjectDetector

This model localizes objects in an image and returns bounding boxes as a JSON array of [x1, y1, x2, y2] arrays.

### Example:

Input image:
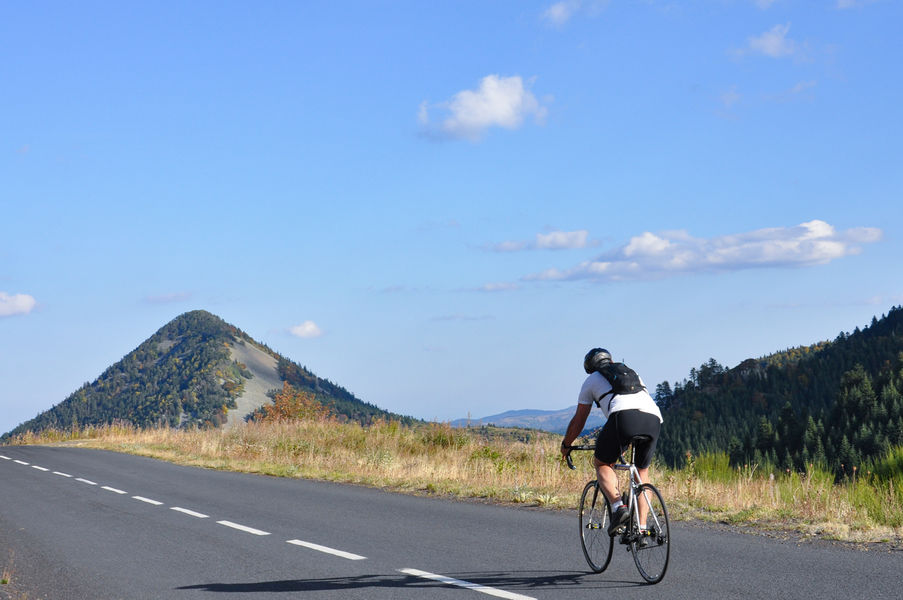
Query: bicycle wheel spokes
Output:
[[579, 480, 613, 573], [630, 483, 670, 584]]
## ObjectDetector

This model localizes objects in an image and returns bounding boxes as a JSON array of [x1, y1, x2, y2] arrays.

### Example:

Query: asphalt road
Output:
[[1, 446, 901, 600]]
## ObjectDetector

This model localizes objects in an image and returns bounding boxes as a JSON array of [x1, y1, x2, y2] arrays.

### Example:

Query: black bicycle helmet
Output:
[[584, 348, 612, 373]]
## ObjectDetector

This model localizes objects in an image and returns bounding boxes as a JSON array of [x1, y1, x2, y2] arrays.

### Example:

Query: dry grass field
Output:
[[8, 415, 902, 546]]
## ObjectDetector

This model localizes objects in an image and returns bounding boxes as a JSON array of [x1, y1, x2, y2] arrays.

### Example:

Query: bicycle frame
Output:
[[614, 460, 659, 542], [567, 444, 663, 542], [566, 441, 671, 583], [613, 460, 640, 535]]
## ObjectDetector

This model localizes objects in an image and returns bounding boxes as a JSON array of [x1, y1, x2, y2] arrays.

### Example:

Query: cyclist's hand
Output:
[[560, 442, 571, 461]]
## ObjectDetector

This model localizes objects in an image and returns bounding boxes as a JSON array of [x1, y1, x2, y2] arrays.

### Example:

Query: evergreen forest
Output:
[[656, 306, 903, 479]]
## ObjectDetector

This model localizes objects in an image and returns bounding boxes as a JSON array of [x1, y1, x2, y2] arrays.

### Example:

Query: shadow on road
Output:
[[177, 570, 644, 593]]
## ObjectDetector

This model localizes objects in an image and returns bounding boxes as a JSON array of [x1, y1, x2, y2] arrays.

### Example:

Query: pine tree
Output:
[[756, 417, 775, 454], [836, 435, 857, 477], [813, 438, 827, 469]]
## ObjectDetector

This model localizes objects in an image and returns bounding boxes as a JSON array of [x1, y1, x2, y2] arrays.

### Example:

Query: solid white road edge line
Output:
[[75, 478, 97, 485], [217, 521, 271, 536], [101, 486, 128, 495], [286, 539, 367, 561], [171, 507, 209, 519], [53, 471, 73, 478], [31, 465, 49, 472], [398, 568, 537, 600], [132, 496, 164, 506]]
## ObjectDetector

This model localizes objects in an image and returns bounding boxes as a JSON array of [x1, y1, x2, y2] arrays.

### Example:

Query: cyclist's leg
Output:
[[636, 466, 651, 527], [593, 418, 622, 504], [594, 458, 619, 503], [618, 411, 661, 529], [635, 466, 649, 486]]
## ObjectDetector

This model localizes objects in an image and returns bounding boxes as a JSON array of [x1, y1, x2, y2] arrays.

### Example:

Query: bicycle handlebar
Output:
[[562, 444, 595, 470], [564, 444, 637, 471]]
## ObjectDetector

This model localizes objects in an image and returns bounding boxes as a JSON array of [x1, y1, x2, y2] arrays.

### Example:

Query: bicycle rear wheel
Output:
[[630, 483, 670, 584], [579, 480, 613, 573]]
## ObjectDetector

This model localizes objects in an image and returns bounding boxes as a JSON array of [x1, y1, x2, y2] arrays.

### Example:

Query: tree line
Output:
[[655, 306, 903, 479]]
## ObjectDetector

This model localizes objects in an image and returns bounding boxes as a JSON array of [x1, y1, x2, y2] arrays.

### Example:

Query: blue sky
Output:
[[2, 1, 901, 434]]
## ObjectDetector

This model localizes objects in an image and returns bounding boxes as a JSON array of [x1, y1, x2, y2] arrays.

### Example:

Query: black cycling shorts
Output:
[[594, 409, 661, 469]]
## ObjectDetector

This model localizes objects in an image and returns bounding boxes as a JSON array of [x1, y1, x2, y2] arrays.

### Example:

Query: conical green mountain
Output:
[[3, 310, 409, 439]]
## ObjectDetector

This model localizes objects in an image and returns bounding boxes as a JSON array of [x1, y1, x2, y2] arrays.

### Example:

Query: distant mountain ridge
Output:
[[3, 310, 409, 439], [451, 406, 605, 434]]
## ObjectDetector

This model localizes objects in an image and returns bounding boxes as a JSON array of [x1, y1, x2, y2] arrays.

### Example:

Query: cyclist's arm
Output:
[[561, 403, 592, 457]]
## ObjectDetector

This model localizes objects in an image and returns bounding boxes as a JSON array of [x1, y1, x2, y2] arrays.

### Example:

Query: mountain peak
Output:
[[3, 311, 408, 439]]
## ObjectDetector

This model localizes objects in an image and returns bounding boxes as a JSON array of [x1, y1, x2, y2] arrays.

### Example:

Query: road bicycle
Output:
[[565, 437, 670, 584]]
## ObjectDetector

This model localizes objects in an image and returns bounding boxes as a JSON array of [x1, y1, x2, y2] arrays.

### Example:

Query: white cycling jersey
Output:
[[577, 371, 663, 423]]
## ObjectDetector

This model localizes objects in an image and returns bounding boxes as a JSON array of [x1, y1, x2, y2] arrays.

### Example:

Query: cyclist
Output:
[[561, 348, 663, 537]]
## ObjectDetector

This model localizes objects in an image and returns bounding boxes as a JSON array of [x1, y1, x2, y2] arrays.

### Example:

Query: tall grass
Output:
[[7, 421, 902, 543]]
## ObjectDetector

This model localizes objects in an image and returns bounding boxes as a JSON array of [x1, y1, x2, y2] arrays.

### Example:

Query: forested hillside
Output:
[[275, 358, 415, 425], [656, 306, 903, 477], [3, 310, 407, 439]]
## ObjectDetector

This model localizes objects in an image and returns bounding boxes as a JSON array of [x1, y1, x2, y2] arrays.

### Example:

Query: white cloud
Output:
[[541, 0, 609, 26], [490, 229, 590, 252], [524, 220, 882, 282], [417, 101, 430, 125], [747, 23, 797, 58], [721, 86, 742, 108], [478, 282, 521, 293], [0, 292, 36, 317], [764, 80, 817, 103], [536, 229, 590, 250], [836, 0, 877, 8], [420, 75, 548, 142], [542, 1, 581, 26], [492, 240, 528, 252], [289, 321, 323, 339], [790, 80, 817, 94]]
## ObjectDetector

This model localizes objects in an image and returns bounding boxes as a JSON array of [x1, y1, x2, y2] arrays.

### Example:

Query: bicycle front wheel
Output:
[[578, 480, 613, 573], [630, 483, 670, 584]]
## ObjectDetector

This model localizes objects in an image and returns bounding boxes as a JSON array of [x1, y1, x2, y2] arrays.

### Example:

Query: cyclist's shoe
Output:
[[608, 505, 629, 536], [636, 529, 652, 548]]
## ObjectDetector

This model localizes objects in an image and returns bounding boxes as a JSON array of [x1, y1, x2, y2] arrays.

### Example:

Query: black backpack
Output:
[[595, 362, 646, 410]]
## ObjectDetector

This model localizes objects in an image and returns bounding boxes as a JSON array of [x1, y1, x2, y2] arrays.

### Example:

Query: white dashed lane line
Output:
[[398, 569, 537, 600], [132, 496, 164, 506], [170, 507, 209, 519], [2, 455, 535, 600], [286, 539, 367, 561], [217, 520, 270, 536]]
